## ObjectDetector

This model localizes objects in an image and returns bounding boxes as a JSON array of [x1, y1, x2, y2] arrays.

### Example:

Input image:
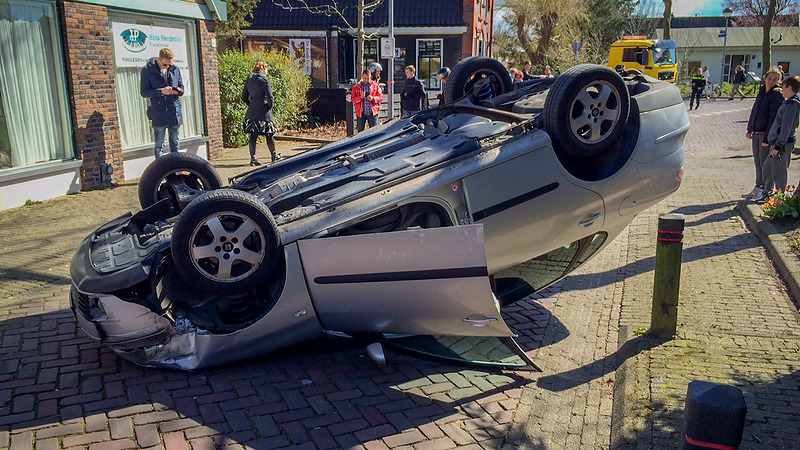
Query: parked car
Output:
[[70, 58, 689, 370]]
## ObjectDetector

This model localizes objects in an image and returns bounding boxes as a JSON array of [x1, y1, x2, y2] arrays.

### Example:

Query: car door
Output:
[[297, 224, 512, 337], [462, 146, 606, 273]]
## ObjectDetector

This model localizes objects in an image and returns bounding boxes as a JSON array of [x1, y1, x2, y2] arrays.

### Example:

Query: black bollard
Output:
[[682, 380, 747, 449], [346, 93, 355, 136], [650, 212, 685, 337]]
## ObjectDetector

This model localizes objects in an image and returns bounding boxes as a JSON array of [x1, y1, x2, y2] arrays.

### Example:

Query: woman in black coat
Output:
[[242, 62, 280, 165], [744, 67, 784, 199]]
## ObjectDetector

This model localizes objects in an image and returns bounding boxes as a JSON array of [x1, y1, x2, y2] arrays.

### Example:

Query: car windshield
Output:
[[652, 47, 675, 66]]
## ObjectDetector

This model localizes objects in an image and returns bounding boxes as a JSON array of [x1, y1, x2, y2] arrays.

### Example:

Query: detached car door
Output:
[[297, 224, 511, 337]]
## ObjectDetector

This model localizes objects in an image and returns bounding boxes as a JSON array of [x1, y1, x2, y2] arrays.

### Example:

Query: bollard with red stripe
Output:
[[682, 380, 747, 449], [650, 212, 685, 338]]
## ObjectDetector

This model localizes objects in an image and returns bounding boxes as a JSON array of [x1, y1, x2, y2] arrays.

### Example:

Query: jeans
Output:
[[154, 125, 180, 158], [357, 114, 377, 132]]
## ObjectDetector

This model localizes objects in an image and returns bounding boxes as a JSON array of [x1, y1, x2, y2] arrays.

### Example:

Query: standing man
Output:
[[351, 69, 382, 132], [401, 65, 425, 117], [141, 48, 184, 158], [522, 61, 534, 81]]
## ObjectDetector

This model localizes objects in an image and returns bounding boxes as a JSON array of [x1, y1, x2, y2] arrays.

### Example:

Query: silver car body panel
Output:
[[299, 224, 512, 337], [73, 244, 325, 370], [462, 141, 606, 273]]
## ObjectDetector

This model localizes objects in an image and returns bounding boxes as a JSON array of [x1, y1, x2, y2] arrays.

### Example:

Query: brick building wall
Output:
[[461, 0, 494, 59], [59, 1, 123, 189], [198, 20, 223, 160]]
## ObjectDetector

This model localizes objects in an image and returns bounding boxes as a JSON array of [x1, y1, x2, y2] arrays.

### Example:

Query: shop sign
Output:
[[112, 22, 189, 69]]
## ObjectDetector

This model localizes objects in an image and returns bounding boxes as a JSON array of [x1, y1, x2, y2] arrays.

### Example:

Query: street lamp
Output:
[[720, 7, 733, 87]]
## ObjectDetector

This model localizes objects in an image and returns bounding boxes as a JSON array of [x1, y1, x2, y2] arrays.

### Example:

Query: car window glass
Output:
[[383, 335, 538, 370], [653, 48, 674, 66], [575, 232, 608, 266], [622, 48, 638, 63], [493, 240, 582, 304]]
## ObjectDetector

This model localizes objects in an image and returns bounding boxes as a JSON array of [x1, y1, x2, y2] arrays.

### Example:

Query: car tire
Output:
[[138, 153, 223, 210], [443, 56, 513, 104], [544, 64, 630, 157], [171, 189, 282, 295]]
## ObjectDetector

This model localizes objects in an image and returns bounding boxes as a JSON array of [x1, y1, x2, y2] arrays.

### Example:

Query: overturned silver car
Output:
[[70, 58, 688, 370]]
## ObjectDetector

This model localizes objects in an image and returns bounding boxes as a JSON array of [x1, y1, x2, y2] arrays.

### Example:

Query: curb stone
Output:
[[736, 201, 800, 309]]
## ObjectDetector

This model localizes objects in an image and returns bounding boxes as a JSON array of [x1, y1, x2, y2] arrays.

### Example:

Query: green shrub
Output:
[[218, 50, 311, 147]]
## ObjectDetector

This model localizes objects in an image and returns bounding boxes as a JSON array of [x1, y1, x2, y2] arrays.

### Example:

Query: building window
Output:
[[108, 11, 204, 150], [416, 39, 443, 90], [0, 0, 72, 170], [354, 38, 378, 73], [723, 54, 750, 82]]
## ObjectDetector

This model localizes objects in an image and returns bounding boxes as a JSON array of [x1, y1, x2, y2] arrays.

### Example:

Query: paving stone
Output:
[[135, 424, 161, 448], [109, 417, 134, 440], [62, 431, 111, 448], [87, 439, 137, 450]]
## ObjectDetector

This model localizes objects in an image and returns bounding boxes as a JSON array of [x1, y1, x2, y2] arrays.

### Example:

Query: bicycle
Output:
[[703, 83, 723, 99]]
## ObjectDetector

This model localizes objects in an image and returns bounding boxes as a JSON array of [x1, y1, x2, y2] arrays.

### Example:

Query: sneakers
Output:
[[250, 157, 262, 166], [752, 190, 769, 203], [742, 186, 761, 199]]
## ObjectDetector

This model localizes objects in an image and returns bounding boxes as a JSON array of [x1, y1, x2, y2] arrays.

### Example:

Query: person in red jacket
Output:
[[351, 69, 382, 132]]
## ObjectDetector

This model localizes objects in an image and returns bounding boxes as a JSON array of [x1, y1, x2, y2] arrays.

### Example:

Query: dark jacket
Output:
[[691, 75, 706, 91], [747, 85, 783, 134], [242, 74, 275, 123], [401, 77, 425, 112], [733, 70, 746, 84], [140, 58, 183, 127], [767, 95, 800, 150]]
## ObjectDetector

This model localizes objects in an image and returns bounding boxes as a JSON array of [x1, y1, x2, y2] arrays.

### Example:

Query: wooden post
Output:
[[650, 212, 685, 338]]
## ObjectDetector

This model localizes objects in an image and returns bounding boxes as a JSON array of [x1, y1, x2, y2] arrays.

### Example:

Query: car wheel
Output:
[[544, 64, 630, 157], [171, 189, 282, 295], [443, 56, 513, 104], [138, 153, 223, 210]]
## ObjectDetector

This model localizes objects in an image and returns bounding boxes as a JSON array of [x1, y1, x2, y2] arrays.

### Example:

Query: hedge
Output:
[[218, 50, 311, 147]]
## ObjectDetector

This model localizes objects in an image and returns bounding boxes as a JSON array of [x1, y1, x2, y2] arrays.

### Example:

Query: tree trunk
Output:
[[534, 13, 557, 67], [357, 0, 365, 76], [762, 0, 778, 77], [513, 13, 537, 67], [662, 0, 672, 39]]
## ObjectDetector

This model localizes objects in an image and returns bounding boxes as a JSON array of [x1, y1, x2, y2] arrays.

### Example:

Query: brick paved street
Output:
[[2, 99, 800, 449]]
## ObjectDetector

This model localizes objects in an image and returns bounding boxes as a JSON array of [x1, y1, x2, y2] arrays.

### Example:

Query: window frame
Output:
[[0, 0, 74, 171], [416, 38, 443, 90], [107, 9, 205, 153]]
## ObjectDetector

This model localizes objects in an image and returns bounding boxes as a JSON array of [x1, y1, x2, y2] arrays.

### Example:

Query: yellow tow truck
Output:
[[606, 36, 678, 83]]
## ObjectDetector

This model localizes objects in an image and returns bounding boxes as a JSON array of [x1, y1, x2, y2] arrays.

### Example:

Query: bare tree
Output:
[[272, 0, 384, 74], [662, 0, 672, 39], [724, 0, 798, 75], [724, 0, 799, 26], [499, 0, 585, 69], [763, 0, 779, 76], [626, 0, 660, 37]]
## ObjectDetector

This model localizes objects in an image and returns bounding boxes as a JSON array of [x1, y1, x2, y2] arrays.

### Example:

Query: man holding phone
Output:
[[140, 48, 184, 158]]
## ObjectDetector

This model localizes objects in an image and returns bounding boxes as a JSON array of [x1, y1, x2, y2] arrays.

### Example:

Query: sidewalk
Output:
[[1, 104, 799, 449]]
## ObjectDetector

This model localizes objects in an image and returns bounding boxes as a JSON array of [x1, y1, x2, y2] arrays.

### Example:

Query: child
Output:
[[754, 75, 800, 202]]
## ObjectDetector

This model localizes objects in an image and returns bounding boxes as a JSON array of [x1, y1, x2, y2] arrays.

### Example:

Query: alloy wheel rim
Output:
[[188, 211, 266, 283], [569, 80, 621, 145]]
